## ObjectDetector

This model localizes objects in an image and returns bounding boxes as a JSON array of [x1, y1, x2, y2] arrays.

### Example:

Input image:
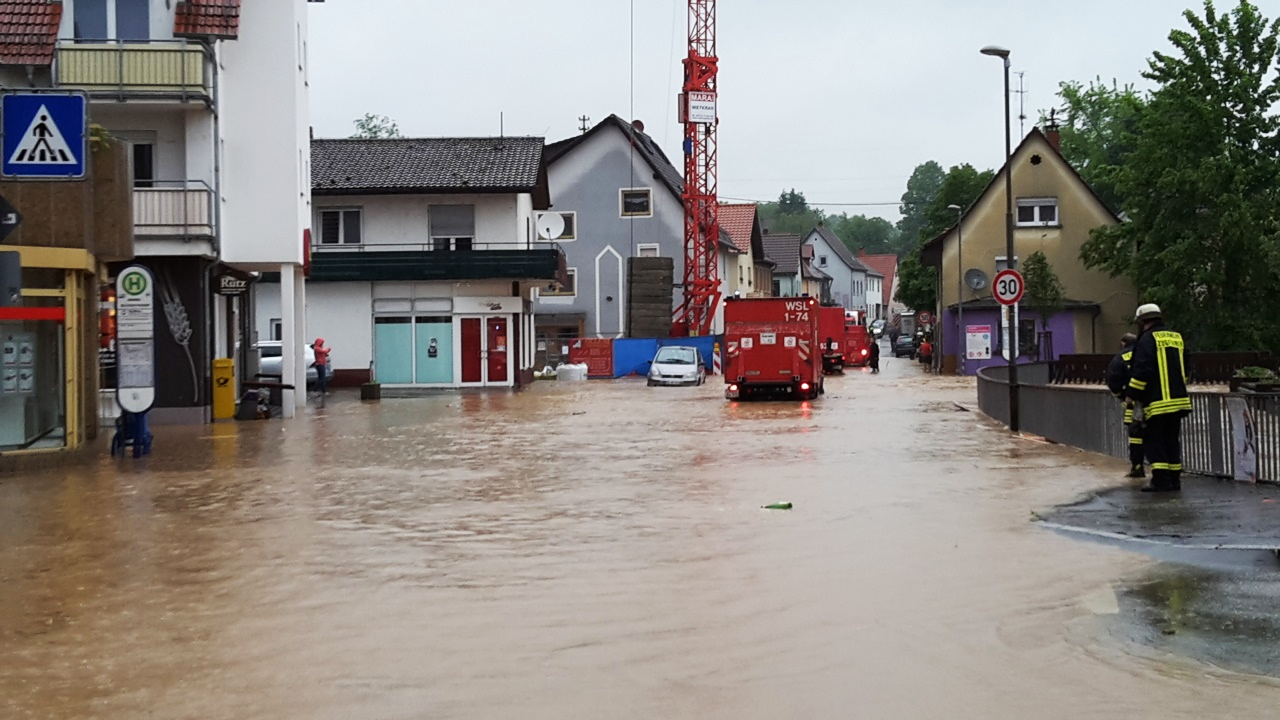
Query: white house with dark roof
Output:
[[803, 224, 872, 315], [254, 136, 565, 389], [0, 0, 317, 421]]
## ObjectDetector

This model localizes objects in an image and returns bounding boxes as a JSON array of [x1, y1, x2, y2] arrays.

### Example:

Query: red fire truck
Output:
[[844, 311, 872, 367], [724, 297, 824, 401], [818, 306, 846, 375]]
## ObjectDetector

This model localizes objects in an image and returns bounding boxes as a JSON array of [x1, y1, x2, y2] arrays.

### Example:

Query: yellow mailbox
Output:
[[212, 358, 236, 420]]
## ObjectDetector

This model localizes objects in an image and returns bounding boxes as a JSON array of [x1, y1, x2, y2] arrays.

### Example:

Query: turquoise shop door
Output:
[[415, 317, 453, 384], [374, 317, 413, 384]]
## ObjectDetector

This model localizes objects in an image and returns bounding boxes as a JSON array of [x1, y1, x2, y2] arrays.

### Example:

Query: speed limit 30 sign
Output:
[[993, 269, 1025, 306]]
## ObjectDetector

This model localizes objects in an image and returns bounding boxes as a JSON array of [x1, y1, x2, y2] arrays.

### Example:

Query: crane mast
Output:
[[675, 0, 720, 337]]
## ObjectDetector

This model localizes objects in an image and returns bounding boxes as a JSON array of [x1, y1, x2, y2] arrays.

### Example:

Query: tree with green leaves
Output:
[[896, 161, 945, 254], [832, 214, 899, 255], [894, 164, 995, 312], [352, 113, 403, 139], [1080, 0, 1280, 351], [1022, 251, 1066, 320], [758, 189, 828, 236], [1044, 79, 1146, 212]]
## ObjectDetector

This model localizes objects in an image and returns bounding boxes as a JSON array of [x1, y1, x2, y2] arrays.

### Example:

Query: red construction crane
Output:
[[674, 0, 720, 337]]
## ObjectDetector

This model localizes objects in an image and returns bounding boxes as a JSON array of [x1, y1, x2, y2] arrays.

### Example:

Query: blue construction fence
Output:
[[610, 336, 722, 378]]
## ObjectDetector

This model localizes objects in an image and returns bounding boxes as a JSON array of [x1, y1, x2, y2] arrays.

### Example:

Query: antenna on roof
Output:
[[500, 112, 504, 140], [578, 115, 591, 134], [1016, 71, 1027, 137]]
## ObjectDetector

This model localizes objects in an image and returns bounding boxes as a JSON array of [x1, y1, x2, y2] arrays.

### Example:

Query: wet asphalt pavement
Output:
[[2, 348, 1279, 719]]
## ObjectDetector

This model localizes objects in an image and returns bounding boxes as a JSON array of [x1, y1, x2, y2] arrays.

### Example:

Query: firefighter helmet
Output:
[[1134, 304, 1163, 323]]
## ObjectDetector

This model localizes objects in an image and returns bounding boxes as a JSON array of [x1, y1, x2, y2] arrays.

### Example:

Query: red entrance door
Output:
[[487, 317, 508, 384], [461, 318, 483, 383]]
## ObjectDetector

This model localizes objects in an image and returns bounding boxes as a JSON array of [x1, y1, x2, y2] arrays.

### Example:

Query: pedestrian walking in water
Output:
[[868, 336, 881, 373], [1126, 304, 1191, 492], [1106, 332, 1145, 478], [312, 338, 331, 395]]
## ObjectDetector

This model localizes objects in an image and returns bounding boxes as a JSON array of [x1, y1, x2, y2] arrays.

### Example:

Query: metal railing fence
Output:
[[978, 363, 1280, 484]]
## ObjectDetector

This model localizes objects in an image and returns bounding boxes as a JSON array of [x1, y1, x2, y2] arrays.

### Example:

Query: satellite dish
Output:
[[964, 268, 989, 291], [536, 212, 565, 240]]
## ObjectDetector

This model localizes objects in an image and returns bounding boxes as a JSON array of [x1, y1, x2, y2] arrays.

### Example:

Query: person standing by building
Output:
[[1126, 304, 1191, 492], [312, 338, 331, 395], [1106, 332, 1145, 478]]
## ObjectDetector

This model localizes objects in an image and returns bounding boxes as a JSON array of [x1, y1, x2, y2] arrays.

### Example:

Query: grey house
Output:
[[803, 224, 871, 314], [536, 116, 687, 346]]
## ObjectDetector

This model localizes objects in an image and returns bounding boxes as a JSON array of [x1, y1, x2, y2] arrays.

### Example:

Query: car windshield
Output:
[[654, 348, 697, 365]]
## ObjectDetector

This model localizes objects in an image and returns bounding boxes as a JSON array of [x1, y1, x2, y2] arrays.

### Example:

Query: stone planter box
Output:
[[360, 383, 381, 401]]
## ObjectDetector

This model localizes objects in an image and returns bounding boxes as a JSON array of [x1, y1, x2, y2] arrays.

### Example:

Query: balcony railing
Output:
[[307, 241, 568, 285], [134, 181, 214, 239], [56, 40, 212, 103]]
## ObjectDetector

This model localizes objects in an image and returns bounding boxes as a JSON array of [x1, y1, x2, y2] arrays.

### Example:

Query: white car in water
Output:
[[256, 341, 318, 386], [647, 346, 706, 387]]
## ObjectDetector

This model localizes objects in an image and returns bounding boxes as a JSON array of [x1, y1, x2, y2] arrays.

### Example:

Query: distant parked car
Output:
[[892, 335, 916, 359], [257, 341, 318, 386], [647, 346, 706, 387], [870, 319, 887, 338]]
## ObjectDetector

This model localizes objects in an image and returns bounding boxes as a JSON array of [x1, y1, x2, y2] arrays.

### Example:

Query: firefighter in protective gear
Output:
[[1106, 332, 1144, 478], [1126, 304, 1191, 492]]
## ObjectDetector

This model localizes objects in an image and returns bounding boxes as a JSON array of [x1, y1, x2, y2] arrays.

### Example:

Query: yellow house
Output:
[[920, 127, 1137, 375], [718, 203, 774, 298]]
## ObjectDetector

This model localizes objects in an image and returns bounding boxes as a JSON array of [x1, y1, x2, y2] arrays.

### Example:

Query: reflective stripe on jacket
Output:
[[1126, 325, 1191, 417]]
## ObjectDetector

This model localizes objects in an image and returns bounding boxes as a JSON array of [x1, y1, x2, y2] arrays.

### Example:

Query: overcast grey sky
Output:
[[308, 0, 1189, 222]]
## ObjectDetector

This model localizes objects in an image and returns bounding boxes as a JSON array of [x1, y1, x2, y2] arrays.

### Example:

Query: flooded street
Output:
[[3, 355, 1278, 719]]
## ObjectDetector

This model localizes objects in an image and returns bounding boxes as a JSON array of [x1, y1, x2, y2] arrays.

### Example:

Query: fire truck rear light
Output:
[[861, 349, 868, 356], [800, 382, 811, 392], [729, 384, 739, 392]]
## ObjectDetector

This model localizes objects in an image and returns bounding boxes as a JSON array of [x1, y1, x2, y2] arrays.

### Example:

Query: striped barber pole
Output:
[[713, 342, 723, 375]]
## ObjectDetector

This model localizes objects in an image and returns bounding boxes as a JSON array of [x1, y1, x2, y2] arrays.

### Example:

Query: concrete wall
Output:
[[541, 125, 684, 338], [312, 194, 526, 248], [218, 0, 311, 269], [934, 132, 1137, 359]]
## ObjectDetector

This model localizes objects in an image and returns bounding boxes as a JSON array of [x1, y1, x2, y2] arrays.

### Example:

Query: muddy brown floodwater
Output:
[[2, 356, 1278, 719]]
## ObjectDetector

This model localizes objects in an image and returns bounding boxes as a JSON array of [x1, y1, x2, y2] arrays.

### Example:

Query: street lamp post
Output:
[[981, 44, 1019, 433], [948, 204, 964, 377]]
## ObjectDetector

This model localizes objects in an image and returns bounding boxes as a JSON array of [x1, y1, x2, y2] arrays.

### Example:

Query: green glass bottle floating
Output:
[[762, 502, 793, 510]]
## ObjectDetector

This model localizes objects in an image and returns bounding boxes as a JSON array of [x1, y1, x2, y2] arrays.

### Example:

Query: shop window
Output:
[[1, 295, 66, 451]]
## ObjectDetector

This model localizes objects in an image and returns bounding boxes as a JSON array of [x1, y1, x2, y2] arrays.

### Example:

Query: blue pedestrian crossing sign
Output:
[[2, 93, 87, 179]]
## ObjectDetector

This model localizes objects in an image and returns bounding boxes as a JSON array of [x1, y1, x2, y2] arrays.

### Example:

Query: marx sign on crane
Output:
[[673, 0, 721, 338]]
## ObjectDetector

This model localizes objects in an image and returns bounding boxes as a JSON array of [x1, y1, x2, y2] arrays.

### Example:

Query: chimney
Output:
[[1045, 110, 1062, 151]]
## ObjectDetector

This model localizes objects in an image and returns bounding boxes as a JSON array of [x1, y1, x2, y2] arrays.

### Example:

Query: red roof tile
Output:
[[858, 252, 899, 308], [174, 0, 240, 40], [718, 203, 756, 254], [0, 0, 63, 67]]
